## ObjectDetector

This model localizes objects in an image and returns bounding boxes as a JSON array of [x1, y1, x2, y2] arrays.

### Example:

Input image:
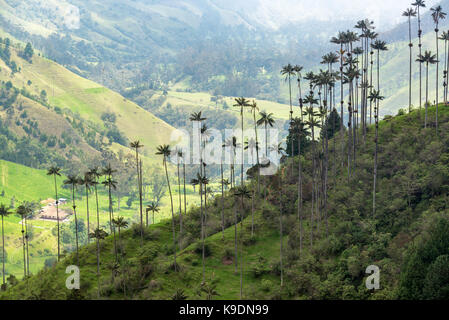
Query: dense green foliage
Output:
[[2, 105, 449, 300]]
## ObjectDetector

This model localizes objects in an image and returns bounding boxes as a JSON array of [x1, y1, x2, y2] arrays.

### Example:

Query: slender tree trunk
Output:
[[163, 157, 177, 272], [253, 111, 260, 195], [426, 63, 429, 128], [54, 175, 60, 261], [279, 169, 284, 288], [418, 6, 423, 120], [2, 216, 6, 287], [177, 160, 183, 240], [297, 131, 303, 257], [183, 162, 187, 231], [85, 185, 90, 243], [408, 16, 412, 113], [71, 186, 79, 267], [220, 161, 225, 240], [25, 216, 30, 276], [135, 150, 143, 244], [436, 26, 440, 134], [21, 216, 26, 277]]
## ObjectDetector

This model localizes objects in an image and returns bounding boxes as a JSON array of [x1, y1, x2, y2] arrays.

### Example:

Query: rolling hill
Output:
[[2, 104, 449, 299]]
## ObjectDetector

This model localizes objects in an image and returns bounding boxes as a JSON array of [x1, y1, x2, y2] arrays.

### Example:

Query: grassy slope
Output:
[[3, 104, 449, 299], [0, 40, 175, 161]]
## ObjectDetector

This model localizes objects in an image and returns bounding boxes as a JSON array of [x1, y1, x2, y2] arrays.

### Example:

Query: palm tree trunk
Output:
[[1, 215, 6, 286], [96, 236, 100, 299], [163, 157, 177, 272], [108, 183, 117, 261], [94, 184, 100, 229], [135, 150, 143, 243], [408, 16, 412, 113], [183, 162, 187, 230], [233, 193, 238, 274], [21, 217, 26, 277], [54, 174, 60, 261], [177, 160, 183, 239], [220, 161, 225, 240], [418, 6, 423, 119], [72, 185, 79, 267], [436, 27, 440, 134], [85, 185, 90, 243], [279, 170, 284, 288], [253, 111, 260, 195], [297, 133, 303, 257], [426, 62, 429, 128], [25, 216, 30, 276]]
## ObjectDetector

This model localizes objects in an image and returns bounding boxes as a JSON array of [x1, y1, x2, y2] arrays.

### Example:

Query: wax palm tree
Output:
[[371, 40, 388, 98], [281, 64, 296, 120], [293, 65, 304, 119], [198, 173, 209, 282], [189, 111, 207, 175], [269, 142, 286, 287], [290, 117, 309, 256], [89, 228, 108, 298], [304, 103, 320, 248], [331, 32, 346, 165], [47, 166, 61, 261], [16, 205, 27, 277], [79, 173, 95, 244], [368, 89, 385, 217], [234, 97, 251, 185], [403, 8, 417, 113], [256, 111, 275, 160], [112, 217, 128, 251], [176, 149, 184, 235], [413, 0, 426, 116], [257, 111, 275, 199], [244, 138, 259, 236], [0, 204, 10, 289], [130, 140, 144, 239], [431, 5, 447, 133], [21, 201, 34, 276], [146, 202, 159, 225], [439, 31, 449, 104], [87, 167, 102, 230], [234, 185, 252, 299], [220, 154, 226, 240], [249, 100, 261, 194], [156, 144, 177, 271], [64, 175, 81, 266], [417, 51, 438, 127], [102, 164, 118, 260]]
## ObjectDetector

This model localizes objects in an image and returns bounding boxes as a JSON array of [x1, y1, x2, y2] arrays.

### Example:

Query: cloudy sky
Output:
[[247, 0, 440, 30]]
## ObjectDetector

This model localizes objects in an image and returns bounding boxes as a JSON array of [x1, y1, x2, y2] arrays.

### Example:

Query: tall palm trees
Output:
[[250, 100, 260, 193], [87, 167, 102, 231], [234, 185, 251, 299], [417, 51, 438, 127], [130, 140, 144, 240], [331, 31, 346, 166], [156, 144, 177, 271], [89, 227, 108, 298], [146, 202, 159, 225], [176, 149, 184, 236], [439, 31, 449, 104], [102, 164, 118, 260], [234, 97, 251, 185], [269, 143, 285, 288], [64, 175, 80, 266], [368, 90, 385, 217], [16, 205, 27, 277], [257, 111, 275, 199], [431, 5, 447, 133], [413, 0, 426, 115], [0, 204, 10, 289], [80, 173, 95, 243], [47, 166, 61, 261], [403, 8, 417, 113], [371, 40, 388, 95], [281, 64, 296, 120]]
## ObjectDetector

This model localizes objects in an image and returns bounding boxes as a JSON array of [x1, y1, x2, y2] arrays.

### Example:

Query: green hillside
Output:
[[3, 104, 449, 299]]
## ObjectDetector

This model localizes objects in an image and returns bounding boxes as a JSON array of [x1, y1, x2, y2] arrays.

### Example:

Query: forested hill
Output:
[[2, 104, 449, 300]]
